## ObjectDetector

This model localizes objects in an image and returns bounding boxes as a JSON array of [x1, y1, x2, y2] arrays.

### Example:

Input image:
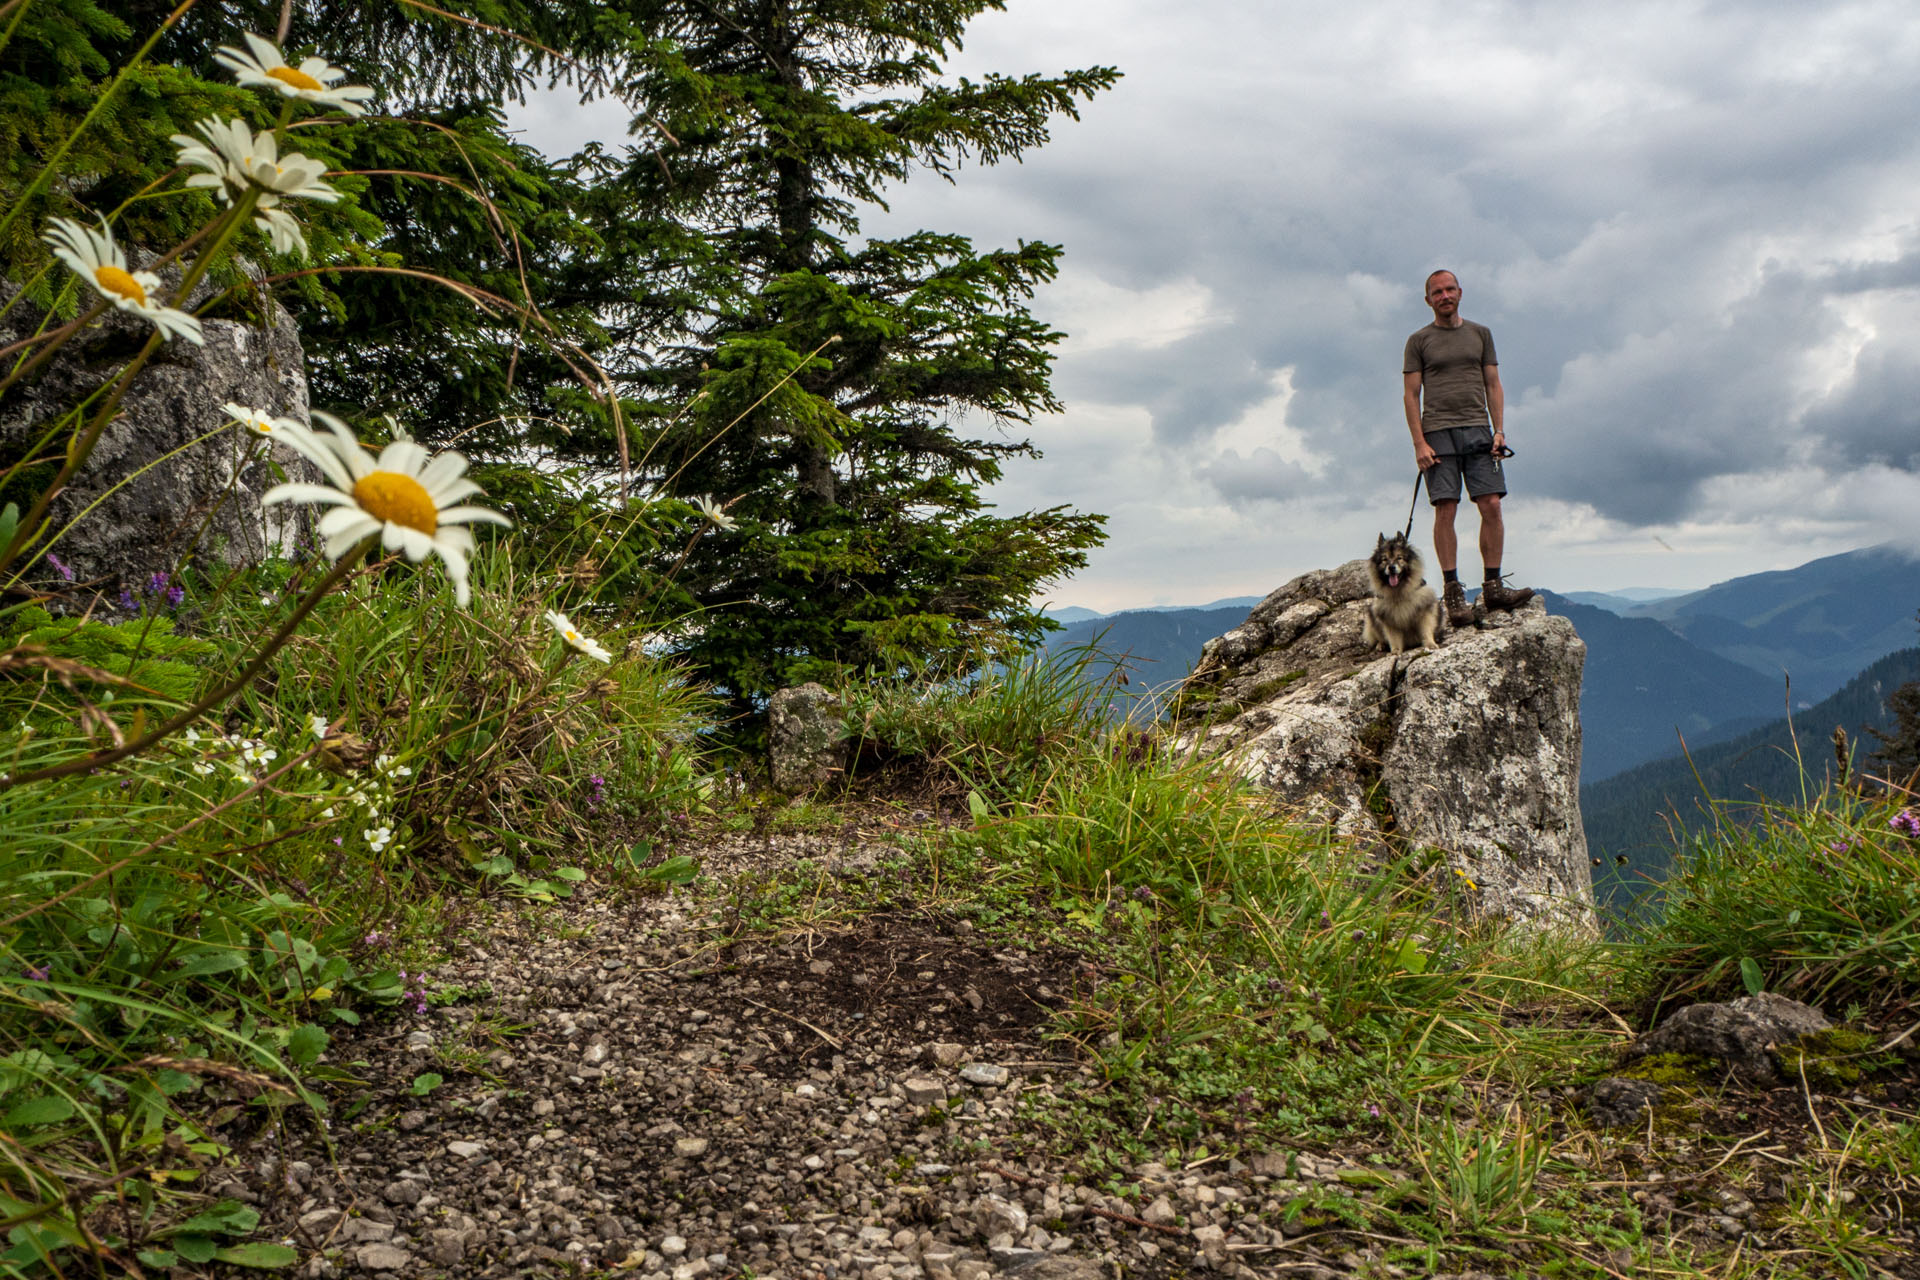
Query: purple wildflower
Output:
[[1828, 839, 1852, 854], [166, 585, 185, 608], [25, 965, 50, 981], [148, 571, 169, 594], [1367, 1103, 1381, 1119], [44, 553, 73, 582], [1891, 809, 1920, 838], [118, 589, 137, 612]]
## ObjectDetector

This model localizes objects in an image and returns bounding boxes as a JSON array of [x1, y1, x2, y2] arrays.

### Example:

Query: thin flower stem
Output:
[[0, 194, 258, 576], [0, 421, 245, 592], [0, 536, 375, 792], [0, 741, 323, 933], [0, 0, 200, 245]]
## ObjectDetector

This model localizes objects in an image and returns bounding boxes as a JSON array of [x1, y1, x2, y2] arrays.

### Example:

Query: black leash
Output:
[[1401, 444, 1515, 541]]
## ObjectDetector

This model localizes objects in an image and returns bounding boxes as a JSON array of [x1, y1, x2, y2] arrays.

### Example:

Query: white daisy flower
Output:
[[214, 34, 374, 116], [262, 412, 510, 608], [172, 119, 337, 258], [364, 824, 394, 853], [172, 118, 339, 203], [544, 610, 612, 663], [253, 205, 310, 257], [692, 494, 738, 531], [44, 218, 203, 345], [223, 402, 296, 436]]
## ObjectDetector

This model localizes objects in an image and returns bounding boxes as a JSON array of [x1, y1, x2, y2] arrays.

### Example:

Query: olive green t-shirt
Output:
[[1403, 320, 1497, 433]]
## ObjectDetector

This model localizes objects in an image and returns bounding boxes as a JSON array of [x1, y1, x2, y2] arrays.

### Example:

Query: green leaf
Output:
[[967, 790, 989, 822], [214, 1242, 300, 1268], [137, 1249, 179, 1269], [1739, 956, 1765, 996], [640, 855, 698, 885], [174, 1234, 218, 1263], [329, 1007, 363, 1025], [410, 1073, 444, 1096], [175, 1202, 259, 1236], [4, 1095, 75, 1127], [0, 504, 18, 553], [553, 866, 587, 881], [286, 1024, 329, 1068]]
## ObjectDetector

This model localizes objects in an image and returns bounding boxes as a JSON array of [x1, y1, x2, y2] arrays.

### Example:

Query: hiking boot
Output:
[[1442, 579, 1475, 628], [1481, 578, 1536, 612]]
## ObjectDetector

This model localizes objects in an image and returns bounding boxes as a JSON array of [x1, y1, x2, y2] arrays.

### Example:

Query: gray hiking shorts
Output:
[[1423, 425, 1506, 505]]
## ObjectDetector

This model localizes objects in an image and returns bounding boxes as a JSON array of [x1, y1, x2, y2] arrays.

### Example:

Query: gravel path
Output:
[[225, 830, 1449, 1280]]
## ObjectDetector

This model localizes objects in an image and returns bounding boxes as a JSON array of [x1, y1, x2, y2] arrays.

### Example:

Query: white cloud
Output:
[[507, 0, 1920, 608]]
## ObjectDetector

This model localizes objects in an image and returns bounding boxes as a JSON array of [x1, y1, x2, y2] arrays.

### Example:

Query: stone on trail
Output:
[[768, 683, 849, 794], [352, 1242, 413, 1271], [959, 1062, 1009, 1087], [1621, 992, 1831, 1083], [1172, 559, 1594, 932], [1587, 1077, 1664, 1126]]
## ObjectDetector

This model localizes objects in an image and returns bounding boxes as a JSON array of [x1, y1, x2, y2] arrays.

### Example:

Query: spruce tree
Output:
[[598, 0, 1117, 703]]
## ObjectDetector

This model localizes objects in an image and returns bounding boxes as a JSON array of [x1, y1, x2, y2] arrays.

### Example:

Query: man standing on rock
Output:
[[1402, 268, 1534, 627]]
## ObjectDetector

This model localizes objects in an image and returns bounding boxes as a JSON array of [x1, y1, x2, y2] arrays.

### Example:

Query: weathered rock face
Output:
[[1, 273, 312, 594], [1620, 993, 1831, 1084], [768, 683, 849, 794], [1171, 559, 1594, 930]]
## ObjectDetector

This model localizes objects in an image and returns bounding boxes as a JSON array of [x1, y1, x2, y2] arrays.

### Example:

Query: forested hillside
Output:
[[1585, 647, 1920, 911]]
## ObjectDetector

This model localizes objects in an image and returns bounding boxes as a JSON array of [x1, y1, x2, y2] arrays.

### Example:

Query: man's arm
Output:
[[1483, 363, 1505, 452], [1404, 370, 1436, 470]]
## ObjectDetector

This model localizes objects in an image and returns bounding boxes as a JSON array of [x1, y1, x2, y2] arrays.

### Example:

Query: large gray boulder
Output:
[[1, 269, 313, 595], [1171, 560, 1593, 931]]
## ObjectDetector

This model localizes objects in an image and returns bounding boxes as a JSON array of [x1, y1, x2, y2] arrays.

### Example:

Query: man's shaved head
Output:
[[1425, 269, 1459, 296]]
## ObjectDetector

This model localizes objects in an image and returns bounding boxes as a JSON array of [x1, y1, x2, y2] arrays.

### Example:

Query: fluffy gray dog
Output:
[[1362, 531, 1441, 653]]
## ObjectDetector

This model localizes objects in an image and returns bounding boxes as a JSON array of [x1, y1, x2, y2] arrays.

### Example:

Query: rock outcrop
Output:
[[1, 267, 312, 594], [1170, 559, 1593, 930], [768, 682, 849, 794]]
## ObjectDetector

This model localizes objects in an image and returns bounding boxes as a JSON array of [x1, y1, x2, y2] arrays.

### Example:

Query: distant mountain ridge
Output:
[[1626, 544, 1920, 702], [1538, 592, 1787, 783], [1584, 647, 1920, 913]]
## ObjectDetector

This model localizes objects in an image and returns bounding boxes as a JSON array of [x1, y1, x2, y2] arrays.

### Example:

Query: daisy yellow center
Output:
[[566, 629, 582, 643], [94, 265, 147, 305], [353, 471, 438, 535], [267, 64, 326, 92]]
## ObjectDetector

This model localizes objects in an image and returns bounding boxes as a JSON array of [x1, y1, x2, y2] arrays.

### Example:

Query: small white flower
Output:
[[223, 402, 297, 436], [192, 760, 215, 777], [310, 714, 330, 739], [242, 741, 277, 766], [214, 34, 374, 116], [364, 825, 394, 853], [173, 118, 340, 203], [692, 494, 738, 531], [320, 806, 337, 819], [44, 218, 203, 345], [544, 610, 612, 663], [374, 753, 413, 780], [182, 727, 202, 746], [262, 413, 510, 608]]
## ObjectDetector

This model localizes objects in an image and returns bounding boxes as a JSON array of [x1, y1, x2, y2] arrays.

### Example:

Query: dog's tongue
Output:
[[1387, 572, 1401, 587]]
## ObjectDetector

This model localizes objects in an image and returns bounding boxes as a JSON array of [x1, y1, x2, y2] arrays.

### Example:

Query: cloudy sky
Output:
[[510, 0, 1920, 612]]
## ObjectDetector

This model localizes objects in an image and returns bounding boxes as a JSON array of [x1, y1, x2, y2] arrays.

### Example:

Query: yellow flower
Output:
[[214, 34, 373, 116], [44, 218, 203, 345], [545, 610, 612, 663], [262, 413, 509, 607]]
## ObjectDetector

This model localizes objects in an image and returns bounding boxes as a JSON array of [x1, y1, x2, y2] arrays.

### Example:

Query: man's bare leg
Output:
[[1432, 500, 1459, 573], [1474, 493, 1504, 574], [1432, 501, 1473, 626]]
